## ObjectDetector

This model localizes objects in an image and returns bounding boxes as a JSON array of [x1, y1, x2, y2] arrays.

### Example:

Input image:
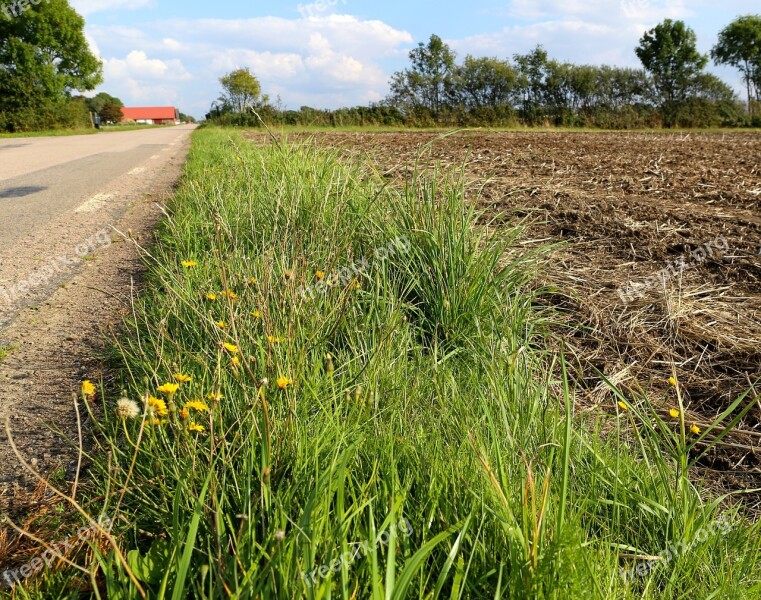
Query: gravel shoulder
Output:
[[0, 131, 191, 514]]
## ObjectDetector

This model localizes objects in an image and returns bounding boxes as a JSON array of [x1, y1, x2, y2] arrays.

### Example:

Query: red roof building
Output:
[[121, 106, 180, 125]]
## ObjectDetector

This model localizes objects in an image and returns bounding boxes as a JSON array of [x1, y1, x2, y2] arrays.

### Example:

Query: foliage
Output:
[[217, 67, 266, 114], [388, 34, 457, 120], [712, 15, 761, 114], [0, 0, 102, 132], [635, 20, 709, 127]]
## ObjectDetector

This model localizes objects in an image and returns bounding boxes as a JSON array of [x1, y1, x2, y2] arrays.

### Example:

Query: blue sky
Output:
[[71, 0, 759, 119]]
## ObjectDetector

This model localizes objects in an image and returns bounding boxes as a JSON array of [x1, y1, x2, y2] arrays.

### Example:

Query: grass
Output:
[[2, 127, 759, 598]]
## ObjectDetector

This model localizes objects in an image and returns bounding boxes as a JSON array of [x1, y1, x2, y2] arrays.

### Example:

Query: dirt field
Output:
[[249, 130, 761, 495]]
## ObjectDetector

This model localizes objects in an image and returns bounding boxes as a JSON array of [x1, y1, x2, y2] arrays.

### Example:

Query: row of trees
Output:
[[386, 17, 761, 127], [206, 15, 761, 129]]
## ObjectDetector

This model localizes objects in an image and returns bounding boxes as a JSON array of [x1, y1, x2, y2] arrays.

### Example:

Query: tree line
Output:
[[208, 15, 761, 129]]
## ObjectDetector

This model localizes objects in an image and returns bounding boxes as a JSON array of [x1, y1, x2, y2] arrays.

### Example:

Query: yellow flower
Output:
[[267, 336, 284, 344], [146, 396, 169, 417], [157, 383, 180, 396], [150, 418, 168, 426], [316, 271, 325, 280], [185, 400, 211, 413], [179, 407, 189, 420], [216, 320, 227, 329], [230, 356, 241, 368], [188, 422, 205, 432], [174, 373, 192, 383], [81, 380, 96, 397], [182, 260, 197, 268], [690, 424, 701, 435], [248, 277, 257, 284], [668, 376, 677, 386], [617, 401, 629, 412], [221, 290, 238, 300], [277, 376, 293, 390], [252, 310, 262, 319], [206, 293, 217, 301], [351, 281, 361, 290], [223, 342, 239, 354], [669, 408, 680, 419], [207, 392, 223, 402]]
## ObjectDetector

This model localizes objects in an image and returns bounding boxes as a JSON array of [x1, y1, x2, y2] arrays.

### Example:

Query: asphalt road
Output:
[[0, 125, 195, 249]]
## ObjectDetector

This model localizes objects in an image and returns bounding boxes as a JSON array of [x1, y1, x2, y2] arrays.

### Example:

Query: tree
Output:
[[452, 55, 516, 111], [388, 34, 456, 120], [0, 0, 102, 131], [100, 102, 123, 123], [635, 19, 708, 126], [218, 68, 265, 113], [712, 15, 761, 114], [513, 46, 550, 124], [85, 92, 123, 115]]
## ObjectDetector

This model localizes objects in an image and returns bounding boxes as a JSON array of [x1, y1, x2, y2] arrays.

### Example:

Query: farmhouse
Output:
[[120, 106, 180, 125]]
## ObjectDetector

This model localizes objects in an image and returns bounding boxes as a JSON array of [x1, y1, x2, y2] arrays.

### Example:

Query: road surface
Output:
[[0, 125, 195, 249], [0, 125, 194, 496]]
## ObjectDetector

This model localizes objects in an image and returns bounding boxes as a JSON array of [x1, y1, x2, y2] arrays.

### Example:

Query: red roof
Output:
[[121, 106, 178, 120]]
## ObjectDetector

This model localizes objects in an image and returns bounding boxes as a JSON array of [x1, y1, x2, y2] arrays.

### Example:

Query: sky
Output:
[[71, 0, 759, 119]]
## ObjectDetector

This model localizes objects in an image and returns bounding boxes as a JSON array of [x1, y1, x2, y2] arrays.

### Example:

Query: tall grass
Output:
[[6, 128, 760, 598]]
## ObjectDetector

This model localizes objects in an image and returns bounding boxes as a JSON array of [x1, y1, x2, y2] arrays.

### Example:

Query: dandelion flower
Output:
[[668, 376, 677, 386], [116, 398, 141, 420], [669, 408, 680, 419], [221, 290, 238, 300], [223, 342, 239, 354], [216, 320, 227, 329], [146, 396, 169, 417], [174, 373, 192, 383], [207, 392, 223, 402], [188, 422, 205, 432], [179, 407, 189, 420], [182, 260, 197, 268], [252, 310, 262, 319], [690, 424, 701, 435], [185, 400, 211, 413], [81, 380, 96, 397], [277, 376, 293, 390], [230, 356, 241, 368], [206, 293, 218, 301], [617, 401, 629, 412], [157, 383, 179, 396], [316, 271, 325, 280]]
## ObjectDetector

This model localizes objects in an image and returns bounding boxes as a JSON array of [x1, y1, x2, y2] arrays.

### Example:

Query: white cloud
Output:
[[87, 14, 412, 115]]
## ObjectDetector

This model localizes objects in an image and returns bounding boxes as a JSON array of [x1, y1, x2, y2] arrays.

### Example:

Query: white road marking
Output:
[[75, 193, 113, 214], [128, 167, 146, 175]]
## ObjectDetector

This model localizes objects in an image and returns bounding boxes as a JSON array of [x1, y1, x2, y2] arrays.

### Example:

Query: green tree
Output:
[[635, 19, 708, 126], [712, 15, 761, 114], [388, 34, 456, 120], [85, 91, 124, 115], [513, 46, 550, 124], [218, 68, 265, 113], [452, 55, 516, 111], [0, 0, 102, 131], [100, 101, 124, 123]]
